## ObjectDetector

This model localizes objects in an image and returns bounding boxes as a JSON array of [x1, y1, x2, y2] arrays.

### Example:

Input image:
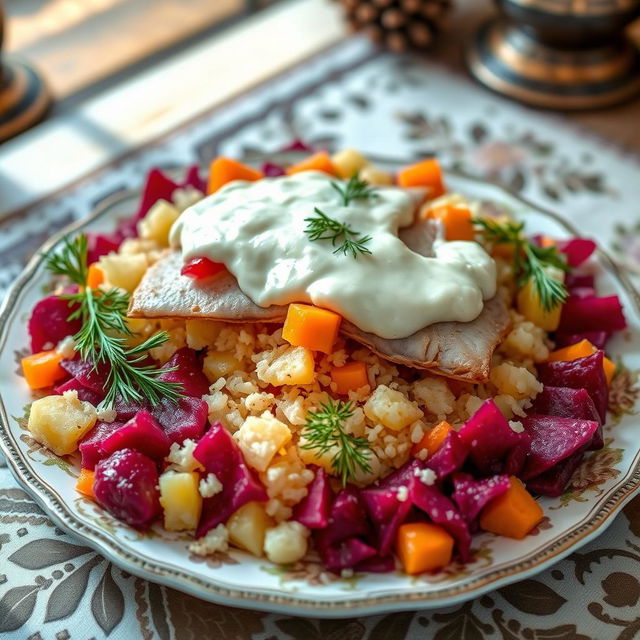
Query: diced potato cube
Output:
[[297, 435, 339, 473], [359, 164, 393, 185], [203, 350, 241, 383], [186, 320, 222, 351], [490, 362, 542, 400], [138, 199, 181, 246], [237, 414, 292, 472], [364, 384, 423, 431], [28, 391, 97, 456], [256, 346, 315, 386], [264, 521, 310, 564], [227, 501, 273, 557], [517, 268, 565, 331], [99, 253, 148, 292], [159, 471, 202, 531], [331, 149, 368, 179]]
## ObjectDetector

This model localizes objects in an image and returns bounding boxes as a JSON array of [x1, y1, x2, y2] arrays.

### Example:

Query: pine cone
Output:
[[337, 0, 452, 52]]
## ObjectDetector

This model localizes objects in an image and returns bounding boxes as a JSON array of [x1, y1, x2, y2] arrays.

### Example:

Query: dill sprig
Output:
[[473, 217, 569, 312], [331, 173, 378, 206], [46, 235, 182, 408], [301, 398, 371, 486], [304, 207, 372, 259]]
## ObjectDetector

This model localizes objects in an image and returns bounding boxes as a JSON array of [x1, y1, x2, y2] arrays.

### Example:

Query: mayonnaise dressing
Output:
[[170, 172, 496, 339]]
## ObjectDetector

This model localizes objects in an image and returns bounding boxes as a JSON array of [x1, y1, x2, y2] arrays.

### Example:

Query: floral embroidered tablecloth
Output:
[[1, 36, 640, 639]]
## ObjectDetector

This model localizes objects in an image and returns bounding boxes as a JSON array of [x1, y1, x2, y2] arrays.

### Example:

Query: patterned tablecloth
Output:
[[1, 37, 640, 640]]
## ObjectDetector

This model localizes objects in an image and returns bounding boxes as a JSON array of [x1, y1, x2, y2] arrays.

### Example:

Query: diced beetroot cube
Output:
[[159, 348, 209, 398], [457, 400, 521, 474], [376, 501, 413, 556], [568, 286, 596, 299], [378, 458, 423, 490], [101, 411, 171, 460], [452, 473, 510, 524], [360, 484, 412, 556], [281, 139, 313, 152], [355, 555, 395, 573], [86, 232, 121, 265], [54, 377, 104, 406], [29, 295, 82, 353], [114, 396, 150, 421], [317, 487, 369, 547], [194, 423, 267, 537], [556, 238, 596, 267], [538, 351, 608, 422], [554, 331, 609, 350], [60, 358, 111, 394], [426, 431, 469, 479], [261, 162, 286, 177], [152, 396, 208, 445], [79, 421, 125, 470], [503, 430, 532, 476], [317, 536, 377, 572], [94, 448, 161, 528], [292, 467, 332, 529], [565, 273, 595, 289], [136, 168, 179, 221], [183, 165, 205, 193], [559, 295, 626, 334], [520, 414, 598, 480], [532, 386, 603, 450], [525, 450, 584, 497]]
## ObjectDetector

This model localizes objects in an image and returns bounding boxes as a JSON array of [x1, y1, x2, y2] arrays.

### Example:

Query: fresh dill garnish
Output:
[[300, 398, 371, 486], [304, 207, 372, 259], [331, 173, 379, 206], [473, 217, 569, 312], [46, 234, 182, 408]]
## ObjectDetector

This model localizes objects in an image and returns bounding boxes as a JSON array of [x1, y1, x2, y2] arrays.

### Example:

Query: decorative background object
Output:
[[335, 0, 452, 51], [467, 0, 640, 110], [0, 2, 50, 143]]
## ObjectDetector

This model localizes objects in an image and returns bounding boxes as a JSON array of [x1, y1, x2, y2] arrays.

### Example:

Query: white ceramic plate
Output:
[[1, 170, 639, 618]]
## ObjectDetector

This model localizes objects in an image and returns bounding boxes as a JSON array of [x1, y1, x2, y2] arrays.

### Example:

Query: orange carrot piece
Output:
[[479, 477, 544, 539], [285, 151, 338, 177], [21, 350, 66, 390], [86, 263, 104, 289], [397, 158, 445, 198], [412, 421, 452, 458], [207, 157, 263, 194], [76, 469, 96, 499], [539, 236, 556, 248], [547, 339, 614, 385], [331, 361, 369, 395], [282, 303, 342, 354], [426, 204, 475, 241], [396, 522, 455, 574], [602, 356, 616, 386]]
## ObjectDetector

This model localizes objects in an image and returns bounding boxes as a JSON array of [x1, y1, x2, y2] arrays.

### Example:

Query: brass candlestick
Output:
[[467, 0, 640, 110], [0, 3, 51, 143]]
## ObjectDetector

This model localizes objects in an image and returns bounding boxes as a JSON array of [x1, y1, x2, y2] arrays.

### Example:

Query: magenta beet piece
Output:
[[525, 450, 584, 497], [183, 165, 205, 193], [378, 458, 423, 490], [54, 377, 104, 405], [457, 400, 521, 474], [538, 351, 608, 422], [317, 487, 369, 547], [194, 423, 267, 537], [559, 295, 626, 334], [377, 501, 413, 557], [556, 238, 596, 267], [100, 411, 171, 460], [426, 431, 469, 479], [568, 286, 596, 299], [452, 473, 510, 524], [554, 331, 609, 350], [565, 273, 595, 290], [159, 348, 209, 398], [360, 485, 412, 556], [136, 168, 179, 220], [94, 448, 161, 528], [355, 555, 395, 573], [520, 414, 598, 480], [60, 358, 111, 394], [262, 162, 286, 177], [281, 139, 313, 152], [114, 396, 150, 421], [503, 430, 532, 476], [318, 536, 377, 572], [29, 295, 82, 353], [532, 386, 603, 450], [292, 466, 332, 529], [79, 421, 125, 470], [152, 396, 208, 444], [86, 232, 121, 265]]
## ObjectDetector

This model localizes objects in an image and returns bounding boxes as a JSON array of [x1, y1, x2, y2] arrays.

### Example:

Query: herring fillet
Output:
[[129, 253, 511, 383]]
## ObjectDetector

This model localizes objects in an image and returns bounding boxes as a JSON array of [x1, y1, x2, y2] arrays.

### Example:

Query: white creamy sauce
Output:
[[170, 172, 496, 339]]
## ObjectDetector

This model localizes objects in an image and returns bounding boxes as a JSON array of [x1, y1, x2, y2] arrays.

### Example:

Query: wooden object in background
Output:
[[467, 0, 640, 110], [0, 3, 50, 142]]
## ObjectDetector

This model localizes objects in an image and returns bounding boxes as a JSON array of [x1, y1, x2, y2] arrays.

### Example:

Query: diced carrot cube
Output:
[[86, 263, 104, 289], [426, 204, 475, 241], [286, 151, 338, 177], [396, 522, 455, 574], [76, 469, 95, 499], [479, 476, 544, 539], [539, 236, 556, 248], [547, 339, 614, 385], [602, 356, 616, 386], [21, 350, 66, 390], [412, 421, 452, 458], [331, 361, 369, 395], [397, 158, 446, 198], [207, 157, 263, 194], [282, 303, 342, 354]]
